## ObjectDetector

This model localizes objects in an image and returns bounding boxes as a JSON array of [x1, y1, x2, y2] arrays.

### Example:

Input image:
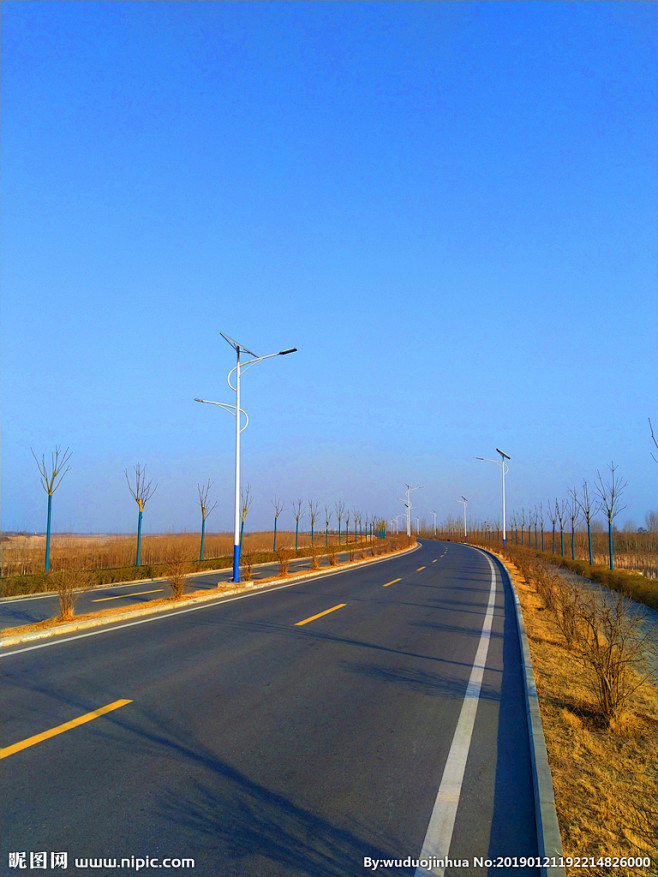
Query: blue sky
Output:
[[2, 0, 656, 536]]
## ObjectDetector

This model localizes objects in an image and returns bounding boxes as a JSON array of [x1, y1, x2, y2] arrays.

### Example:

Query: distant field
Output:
[[0, 530, 354, 577]]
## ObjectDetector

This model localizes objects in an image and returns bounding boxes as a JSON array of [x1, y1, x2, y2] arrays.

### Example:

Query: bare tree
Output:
[[555, 499, 567, 557], [272, 495, 285, 551], [125, 463, 158, 566], [31, 445, 72, 571], [595, 462, 627, 570], [567, 487, 580, 561], [239, 485, 253, 555], [335, 500, 345, 546], [308, 499, 319, 545], [324, 505, 332, 547], [577, 481, 597, 565], [547, 499, 558, 554], [291, 498, 303, 553], [197, 480, 218, 561], [518, 508, 527, 546]]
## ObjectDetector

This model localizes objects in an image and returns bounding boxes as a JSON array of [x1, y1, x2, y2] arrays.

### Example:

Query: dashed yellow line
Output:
[[295, 604, 346, 626], [93, 589, 164, 602], [383, 578, 402, 587], [1, 699, 132, 759], [417, 566, 426, 571]]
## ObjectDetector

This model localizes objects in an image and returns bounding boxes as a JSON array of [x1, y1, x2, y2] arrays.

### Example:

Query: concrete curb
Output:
[[481, 548, 566, 877], [1, 542, 420, 648]]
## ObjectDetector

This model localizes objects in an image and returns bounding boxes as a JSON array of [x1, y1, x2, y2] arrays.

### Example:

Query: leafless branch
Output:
[[197, 479, 217, 521], [125, 463, 158, 512], [31, 445, 72, 495], [595, 461, 627, 523]]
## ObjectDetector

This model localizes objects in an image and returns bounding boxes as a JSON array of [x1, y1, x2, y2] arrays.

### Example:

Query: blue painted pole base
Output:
[[232, 544, 240, 583]]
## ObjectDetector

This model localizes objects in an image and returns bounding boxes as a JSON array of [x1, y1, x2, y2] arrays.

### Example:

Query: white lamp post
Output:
[[196, 333, 296, 583], [457, 496, 468, 542], [400, 483, 422, 539], [432, 510, 437, 537], [476, 448, 510, 545]]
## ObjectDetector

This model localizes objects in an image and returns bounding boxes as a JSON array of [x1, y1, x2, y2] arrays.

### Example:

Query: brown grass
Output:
[[502, 554, 657, 876]]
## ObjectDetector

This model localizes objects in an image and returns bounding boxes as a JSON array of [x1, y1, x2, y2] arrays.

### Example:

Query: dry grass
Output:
[[502, 555, 657, 876]]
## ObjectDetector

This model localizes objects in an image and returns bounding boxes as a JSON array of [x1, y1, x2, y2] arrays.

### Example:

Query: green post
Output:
[[200, 517, 206, 561]]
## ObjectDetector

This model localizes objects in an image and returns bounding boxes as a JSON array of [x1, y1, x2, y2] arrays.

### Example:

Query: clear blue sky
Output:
[[2, 0, 656, 536]]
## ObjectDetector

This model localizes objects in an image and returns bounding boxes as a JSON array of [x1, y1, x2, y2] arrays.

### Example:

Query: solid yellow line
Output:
[[417, 566, 426, 571], [0, 699, 133, 759], [92, 589, 164, 602], [295, 604, 346, 626], [383, 578, 402, 587]]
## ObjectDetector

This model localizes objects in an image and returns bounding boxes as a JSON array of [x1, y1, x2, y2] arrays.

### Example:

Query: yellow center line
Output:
[[417, 566, 426, 571], [432, 559, 438, 563], [1, 699, 133, 759], [295, 604, 346, 626], [383, 578, 402, 587], [93, 589, 164, 602]]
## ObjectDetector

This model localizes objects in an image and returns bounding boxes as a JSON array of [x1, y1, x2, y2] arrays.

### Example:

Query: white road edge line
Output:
[[414, 549, 497, 877]]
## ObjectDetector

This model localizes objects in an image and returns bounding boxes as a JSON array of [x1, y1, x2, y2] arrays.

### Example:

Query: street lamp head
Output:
[[279, 348, 297, 355]]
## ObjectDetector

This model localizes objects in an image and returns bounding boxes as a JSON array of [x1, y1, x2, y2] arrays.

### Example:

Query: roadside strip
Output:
[[0, 699, 132, 759], [1, 541, 421, 650]]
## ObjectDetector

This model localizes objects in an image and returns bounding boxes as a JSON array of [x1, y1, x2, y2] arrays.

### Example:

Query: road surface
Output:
[[1, 541, 541, 876]]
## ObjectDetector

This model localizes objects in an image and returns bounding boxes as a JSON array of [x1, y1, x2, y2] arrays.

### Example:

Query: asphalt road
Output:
[[1, 541, 540, 877]]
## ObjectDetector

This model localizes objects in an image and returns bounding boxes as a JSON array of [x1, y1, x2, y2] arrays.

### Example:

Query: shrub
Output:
[[552, 579, 582, 649], [276, 546, 292, 576], [574, 593, 652, 727], [50, 568, 92, 620]]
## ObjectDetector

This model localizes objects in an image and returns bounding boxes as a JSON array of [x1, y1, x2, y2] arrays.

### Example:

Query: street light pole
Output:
[[476, 449, 510, 545], [400, 483, 422, 540], [196, 333, 296, 583], [457, 496, 468, 542]]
